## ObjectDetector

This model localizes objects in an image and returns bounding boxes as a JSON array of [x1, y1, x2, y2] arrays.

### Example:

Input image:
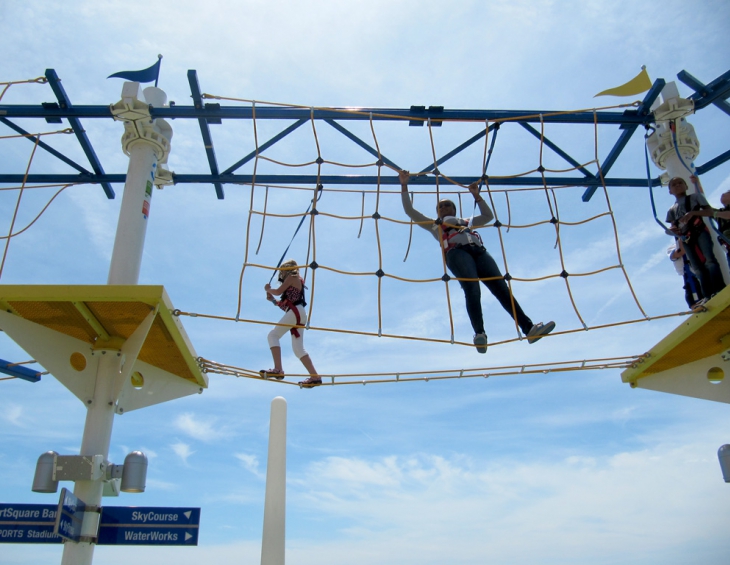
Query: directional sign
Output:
[[97, 506, 200, 546], [54, 488, 86, 542], [0, 504, 62, 544]]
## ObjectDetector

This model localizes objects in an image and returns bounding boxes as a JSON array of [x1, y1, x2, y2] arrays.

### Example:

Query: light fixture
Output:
[[31, 451, 59, 493], [120, 451, 148, 493]]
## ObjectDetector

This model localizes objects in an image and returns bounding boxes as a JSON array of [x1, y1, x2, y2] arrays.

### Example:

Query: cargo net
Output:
[[178, 93, 685, 384], [0, 78, 676, 385]]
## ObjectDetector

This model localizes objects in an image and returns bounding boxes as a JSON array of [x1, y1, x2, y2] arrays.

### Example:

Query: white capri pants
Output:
[[267, 305, 308, 359]]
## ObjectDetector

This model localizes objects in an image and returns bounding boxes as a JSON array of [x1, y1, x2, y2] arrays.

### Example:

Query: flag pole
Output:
[[155, 54, 163, 88]]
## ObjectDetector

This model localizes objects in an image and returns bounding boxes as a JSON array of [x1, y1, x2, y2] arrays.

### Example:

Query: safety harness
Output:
[[275, 277, 307, 338], [438, 217, 483, 253]]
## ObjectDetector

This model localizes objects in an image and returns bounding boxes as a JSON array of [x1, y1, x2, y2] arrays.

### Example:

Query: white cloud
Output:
[[174, 412, 230, 442], [170, 441, 195, 465], [2, 404, 24, 427], [235, 453, 264, 479]]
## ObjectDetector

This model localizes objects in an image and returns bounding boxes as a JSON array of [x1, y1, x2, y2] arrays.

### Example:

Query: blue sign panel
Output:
[[0, 504, 62, 544], [54, 488, 86, 543], [97, 506, 200, 546]]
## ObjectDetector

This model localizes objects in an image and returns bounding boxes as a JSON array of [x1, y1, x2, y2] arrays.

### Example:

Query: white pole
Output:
[[61, 84, 171, 565], [107, 143, 157, 285], [261, 397, 287, 565]]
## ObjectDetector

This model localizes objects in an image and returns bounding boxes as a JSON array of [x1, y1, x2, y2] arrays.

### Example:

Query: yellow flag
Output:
[[594, 66, 652, 97]]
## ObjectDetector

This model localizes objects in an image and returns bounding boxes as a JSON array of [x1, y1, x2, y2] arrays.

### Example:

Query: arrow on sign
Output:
[[184, 511, 191, 520], [185, 532, 192, 541]]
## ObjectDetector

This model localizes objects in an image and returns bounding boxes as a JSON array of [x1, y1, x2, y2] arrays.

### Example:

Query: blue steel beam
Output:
[[582, 79, 665, 202], [1, 103, 651, 125], [0, 117, 92, 174], [418, 125, 495, 174], [324, 119, 400, 169], [678, 70, 730, 117], [187, 70, 224, 199], [519, 123, 596, 179], [0, 359, 41, 383], [0, 173, 661, 188], [695, 149, 730, 176], [223, 118, 309, 174], [44, 69, 114, 199]]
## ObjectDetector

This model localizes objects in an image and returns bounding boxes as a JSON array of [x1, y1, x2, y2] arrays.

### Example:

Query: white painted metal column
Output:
[[647, 81, 730, 285], [261, 396, 287, 565], [61, 83, 172, 565]]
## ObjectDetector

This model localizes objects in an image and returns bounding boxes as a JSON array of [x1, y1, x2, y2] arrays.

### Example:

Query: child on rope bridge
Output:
[[398, 170, 555, 354], [261, 260, 321, 388], [665, 176, 726, 298]]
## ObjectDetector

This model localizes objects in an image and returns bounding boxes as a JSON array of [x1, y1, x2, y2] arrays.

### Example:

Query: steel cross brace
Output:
[[581, 79, 665, 202], [44, 69, 114, 199], [188, 70, 224, 199], [678, 69, 730, 117]]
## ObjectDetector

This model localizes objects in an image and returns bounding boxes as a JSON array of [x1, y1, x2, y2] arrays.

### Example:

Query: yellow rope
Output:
[[201, 92, 639, 125], [0, 184, 73, 241], [0, 76, 47, 103], [1, 135, 40, 280], [592, 110, 649, 319]]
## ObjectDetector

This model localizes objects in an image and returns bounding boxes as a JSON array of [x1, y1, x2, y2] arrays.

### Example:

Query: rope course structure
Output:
[[1, 68, 729, 385]]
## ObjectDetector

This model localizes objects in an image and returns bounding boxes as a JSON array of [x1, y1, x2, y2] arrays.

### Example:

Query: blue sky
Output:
[[1, 0, 730, 563]]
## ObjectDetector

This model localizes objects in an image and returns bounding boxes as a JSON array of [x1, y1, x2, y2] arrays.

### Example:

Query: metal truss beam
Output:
[[44, 69, 115, 199], [188, 70, 224, 199], [581, 79, 665, 202], [324, 119, 399, 169], [678, 70, 730, 117], [0, 173, 662, 188], [2, 104, 649, 125], [223, 118, 308, 174], [0, 117, 92, 174], [1, 69, 728, 203], [519, 123, 596, 180], [418, 124, 496, 174]]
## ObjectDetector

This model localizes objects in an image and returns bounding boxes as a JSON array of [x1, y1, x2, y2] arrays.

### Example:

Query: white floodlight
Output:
[[120, 451, 148, 493], [31, 451, 59, 493]]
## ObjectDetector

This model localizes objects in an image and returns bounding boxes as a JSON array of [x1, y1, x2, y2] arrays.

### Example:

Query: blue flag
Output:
[[108, 56, 162, 85]]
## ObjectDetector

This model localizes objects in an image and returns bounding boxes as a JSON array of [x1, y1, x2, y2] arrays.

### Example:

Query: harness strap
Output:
[[279, 299, 304, 338]]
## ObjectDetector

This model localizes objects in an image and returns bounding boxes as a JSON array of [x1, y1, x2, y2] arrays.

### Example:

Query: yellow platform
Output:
[[0, 285, 206, 388], [621, 285, 730, 403]]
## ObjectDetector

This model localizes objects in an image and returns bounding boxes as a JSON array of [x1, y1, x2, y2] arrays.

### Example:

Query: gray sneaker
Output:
[[527, 321, 555, 344], [473, 333, 488, 354]]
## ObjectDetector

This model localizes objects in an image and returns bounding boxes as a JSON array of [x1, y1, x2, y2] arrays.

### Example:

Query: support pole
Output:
[[261, 397, 287, 565], [61, 83, 172, 565]]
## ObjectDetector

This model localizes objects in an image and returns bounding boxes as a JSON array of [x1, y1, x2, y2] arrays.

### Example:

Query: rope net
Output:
[[172, 93, 689, 385], [0, 78, 691, 385]]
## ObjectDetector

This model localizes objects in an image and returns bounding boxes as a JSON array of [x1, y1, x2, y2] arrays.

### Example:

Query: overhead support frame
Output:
[[0, 69, 728, 198]]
